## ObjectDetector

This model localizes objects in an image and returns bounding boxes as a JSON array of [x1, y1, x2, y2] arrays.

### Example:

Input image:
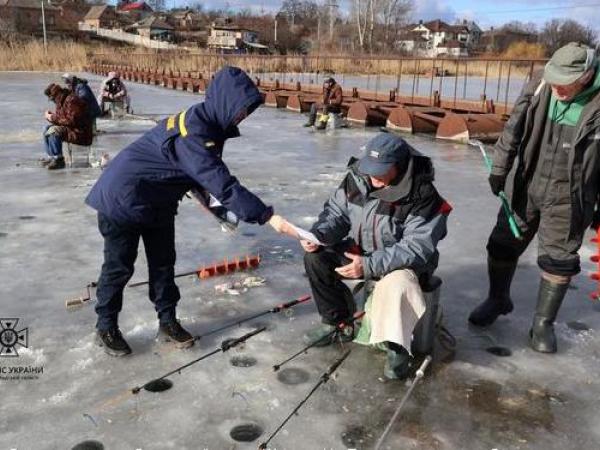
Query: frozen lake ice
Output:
[[0, 72, 599, 450]]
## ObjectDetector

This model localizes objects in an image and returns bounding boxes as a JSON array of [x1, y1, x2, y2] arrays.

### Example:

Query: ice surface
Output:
[[0, 72, 599, 450]]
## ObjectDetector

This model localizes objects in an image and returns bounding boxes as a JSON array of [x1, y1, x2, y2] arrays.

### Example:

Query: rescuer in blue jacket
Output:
[[85, 66, 282, 356]]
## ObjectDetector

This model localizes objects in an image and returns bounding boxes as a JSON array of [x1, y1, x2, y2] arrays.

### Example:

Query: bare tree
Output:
[[351, 0, 411, 53], [540, 19, 597, 55], [146, 0, 166, 12], [501, 20, 537, 35]]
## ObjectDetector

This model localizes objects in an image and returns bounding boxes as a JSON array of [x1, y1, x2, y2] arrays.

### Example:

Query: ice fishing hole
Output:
[[0, 232, 7, 238], [230, 356, 257, 367], [18, 215, 36, 220], [567, 321, 590, 331], [229, 423, 263, 442], [144, 378, 173, 393], [486, 346, 512, 357], [341, 425, 372, 448], [276, 367, 310, 385], [71, 441, 104, 450]]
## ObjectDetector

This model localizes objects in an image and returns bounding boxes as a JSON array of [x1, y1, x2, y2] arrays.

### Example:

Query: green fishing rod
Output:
[[469, 139, 522, 240]]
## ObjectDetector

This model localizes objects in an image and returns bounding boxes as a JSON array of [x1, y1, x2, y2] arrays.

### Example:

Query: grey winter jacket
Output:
[[310, 150, 450, 280], [491, 71, 600, 237]]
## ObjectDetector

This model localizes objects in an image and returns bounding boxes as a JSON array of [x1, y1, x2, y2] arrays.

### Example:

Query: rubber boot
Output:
[[383, 342, 411, 380], [529, 278, 569, 353], [302, 323, 353, 347], [469, 257, 517, 326]]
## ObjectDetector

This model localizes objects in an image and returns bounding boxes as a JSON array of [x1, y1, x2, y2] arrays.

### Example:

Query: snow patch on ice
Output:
[[18, 347, 46, 365]]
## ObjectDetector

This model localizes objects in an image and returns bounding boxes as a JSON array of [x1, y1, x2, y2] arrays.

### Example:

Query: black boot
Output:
[[47, 157, 65, 170], [529, 278, 569, 353], [469, 257, 517, 326], [96, 328, 132, 357], [158, 320, 194, 349]]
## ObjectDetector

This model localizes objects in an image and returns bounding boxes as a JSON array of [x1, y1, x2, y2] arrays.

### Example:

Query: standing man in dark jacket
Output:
[[85, 67, 285, 356], [301, 133, 450, 379], [304, 77, 344, 127], [469, 42, 600, 354], [62, 73, 102, 119], [42, 83, 93, 170]]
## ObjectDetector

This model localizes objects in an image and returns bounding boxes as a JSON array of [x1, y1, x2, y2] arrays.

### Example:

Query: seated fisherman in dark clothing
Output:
[[301, 133, 450, 379], [42, 83, 93, 170], [304, 77, 343, 127]]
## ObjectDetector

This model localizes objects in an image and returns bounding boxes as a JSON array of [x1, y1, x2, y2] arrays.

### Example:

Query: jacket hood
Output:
[[202, 66, 263, 138]]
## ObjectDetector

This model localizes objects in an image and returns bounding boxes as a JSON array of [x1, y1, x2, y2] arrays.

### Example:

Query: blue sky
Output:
[[163, 0, 600, 31]]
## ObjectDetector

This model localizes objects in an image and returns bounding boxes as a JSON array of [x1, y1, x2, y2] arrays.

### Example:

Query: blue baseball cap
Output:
[[358, 133, 411, 177]]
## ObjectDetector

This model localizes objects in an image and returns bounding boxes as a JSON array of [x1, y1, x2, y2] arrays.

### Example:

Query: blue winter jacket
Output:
[[74, 80, 102, 119], [85, 66, 272, 227]]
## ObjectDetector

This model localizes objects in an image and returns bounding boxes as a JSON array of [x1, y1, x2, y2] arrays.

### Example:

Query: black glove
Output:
[[488, 174, 507, 196], [591, 209, 600, 230]]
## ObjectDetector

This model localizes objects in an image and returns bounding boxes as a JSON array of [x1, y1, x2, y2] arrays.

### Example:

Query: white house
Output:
[[207, 22, 268, 53], [399, 19, 481, 57]]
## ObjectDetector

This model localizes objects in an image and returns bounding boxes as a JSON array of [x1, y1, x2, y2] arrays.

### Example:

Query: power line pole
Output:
[[326, 0, 338, 41], [41, 0, 48, 56]]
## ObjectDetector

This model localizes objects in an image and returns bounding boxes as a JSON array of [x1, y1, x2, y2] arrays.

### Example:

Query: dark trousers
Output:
[[308, 103, 341, 125], [304, 248, 356, 325], [487, 191, 583, 276], [95, 213, 180, 331]]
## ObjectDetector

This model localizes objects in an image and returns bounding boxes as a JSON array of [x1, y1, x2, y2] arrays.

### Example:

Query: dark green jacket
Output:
[[491, 71, 600, 238]]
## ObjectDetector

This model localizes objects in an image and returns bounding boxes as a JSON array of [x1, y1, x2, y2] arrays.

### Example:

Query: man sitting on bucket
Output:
[[299, 133, 450, 379], [304, 77, 343, 128]]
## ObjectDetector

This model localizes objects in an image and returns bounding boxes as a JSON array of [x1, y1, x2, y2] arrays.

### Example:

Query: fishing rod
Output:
[[194, 294, 311, 341], [128, 254, 261, 288], [273, 311, 364, 372], [131, 327, 266, 394], [468, 139, 523, 240], [259, 349, 352, 450], [373, 356, 432, 450]]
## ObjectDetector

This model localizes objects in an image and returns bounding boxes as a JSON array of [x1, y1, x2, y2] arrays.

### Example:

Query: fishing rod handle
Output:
[[272, 294, 311, 312], [415, 355, 432, 379], [337, 310, 366, 329], [221, 326, 266, 351]]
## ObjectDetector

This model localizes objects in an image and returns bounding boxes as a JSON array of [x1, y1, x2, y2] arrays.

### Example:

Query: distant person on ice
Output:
[[469, 42, 600, 354], [303, 77, 343, 128], [41, 83, 93, 170], [299, 133, 450, 379], [86, 67, 287, 357], [98, 71, 130, 115], [62, 73, 102, 120]]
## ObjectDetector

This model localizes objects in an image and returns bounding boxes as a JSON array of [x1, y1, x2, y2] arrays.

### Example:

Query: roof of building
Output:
[[84, 5, 110, 20], [119, 1, 152, 12], [133, 15, 174, 30], [421, 19, 454, 33]]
